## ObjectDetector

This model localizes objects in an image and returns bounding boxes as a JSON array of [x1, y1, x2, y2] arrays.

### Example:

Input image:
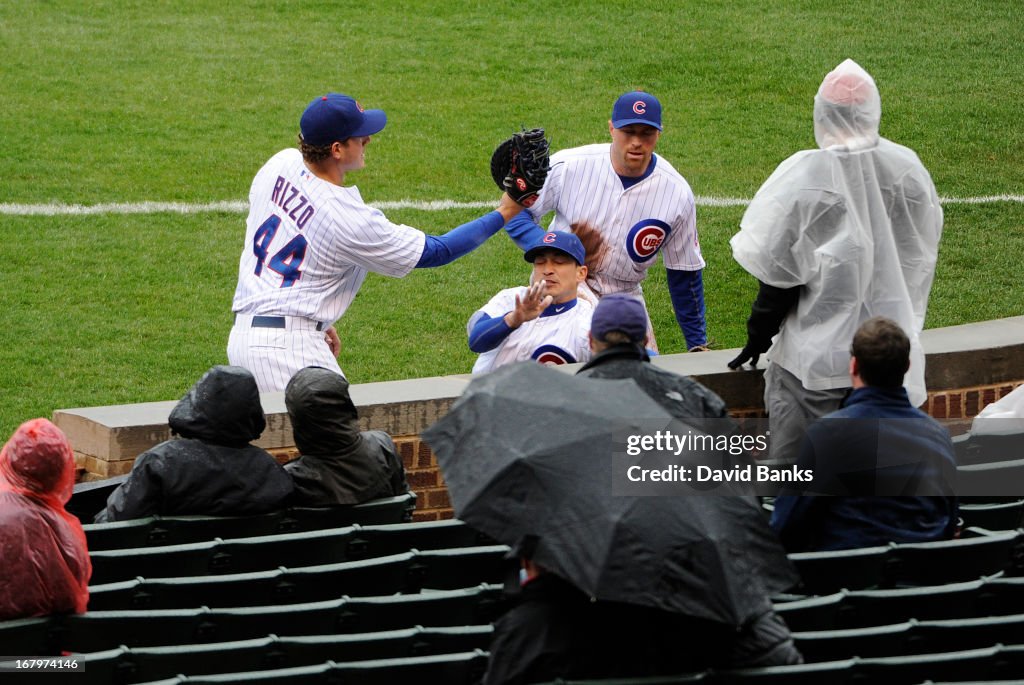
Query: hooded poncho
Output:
[[96, 366, 293, 522], [730, 59, 942, 406], [0, 418, 91, 619]]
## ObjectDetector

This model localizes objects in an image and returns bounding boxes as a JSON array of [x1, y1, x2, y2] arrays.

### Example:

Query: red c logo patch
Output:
[[633, 101, 646, 115], [543, 232, 557, 243]]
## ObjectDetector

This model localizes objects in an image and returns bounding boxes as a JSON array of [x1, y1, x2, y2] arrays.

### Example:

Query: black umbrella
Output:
[[422, 362, 797, 627]]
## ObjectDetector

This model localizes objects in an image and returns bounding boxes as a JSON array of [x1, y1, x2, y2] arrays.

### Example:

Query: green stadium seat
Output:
[[954, 430, 1024, 466], [773, 592, 847, 632], [958, 458, 1024, 497], [64, 608, 219, 652], [89, 540, 219, 585], [67, 475, 129, 523], [408, 544, 511, 591], [344, 519, 496, 560], [958, 499, 1024, 531], [716, 657, 856, 684], [83, 517, 156, 551], [792, 621, 915, 662], [0, 615, 58, 656], [854, 644, 1013, 684], [277, 492, 417, 532], [127, 650, 490, 685], [210, 527, 357, 574], [787, 545, 889, 594], [145, 512, 283, 546], [884, 530, 1019, 587]]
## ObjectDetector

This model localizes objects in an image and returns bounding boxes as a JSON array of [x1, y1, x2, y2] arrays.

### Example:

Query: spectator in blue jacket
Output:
[[771, 317, 958, 552]]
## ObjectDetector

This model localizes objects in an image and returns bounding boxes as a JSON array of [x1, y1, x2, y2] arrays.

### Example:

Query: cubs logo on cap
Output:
[[523, 231, 586, 265], [300, 93, 387, 146], [532, 345, 576, 366], [611, 90, 663, 131], [625, 219, 671, 262]]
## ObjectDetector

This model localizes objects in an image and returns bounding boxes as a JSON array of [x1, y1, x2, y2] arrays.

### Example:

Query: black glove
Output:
[[728, 344, 761, 370], [490, 128, 550, 207], [728, 281, 801, 370]]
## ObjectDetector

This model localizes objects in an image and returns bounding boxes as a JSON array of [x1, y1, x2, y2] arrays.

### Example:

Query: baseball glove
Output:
[[490, 128, 550, 207]]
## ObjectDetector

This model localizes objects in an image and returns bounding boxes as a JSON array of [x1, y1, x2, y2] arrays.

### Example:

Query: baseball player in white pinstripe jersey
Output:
[[228, 92, 524, 391], [505, 90, 708, 353], [468, 230, 593, 374]]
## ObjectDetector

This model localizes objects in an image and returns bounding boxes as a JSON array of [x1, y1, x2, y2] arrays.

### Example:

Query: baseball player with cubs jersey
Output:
[[468, 231, 593, 374], [504, 90, 708, 352], [229, 92, 524, 391]]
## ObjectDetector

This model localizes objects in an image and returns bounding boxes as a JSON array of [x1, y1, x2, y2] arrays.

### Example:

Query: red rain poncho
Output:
[[0, 419, 91, 620]]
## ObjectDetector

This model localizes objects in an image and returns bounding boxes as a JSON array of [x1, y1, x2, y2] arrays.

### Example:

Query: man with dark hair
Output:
[[770, 317, 958, 552], [577, 294, 729, 427], [468, 231, 593, 373]]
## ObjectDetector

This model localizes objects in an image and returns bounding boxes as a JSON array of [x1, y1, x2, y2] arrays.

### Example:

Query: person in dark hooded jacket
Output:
[[95, 366, 293, 522], [576, 294, 731, 432], [284, 366, 409, 506], [1, 418, 91, 620]]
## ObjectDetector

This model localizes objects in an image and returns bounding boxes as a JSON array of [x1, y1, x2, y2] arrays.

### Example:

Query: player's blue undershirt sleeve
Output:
[[666, 268, 708, 350], [466, 311, 515, 353], [415, 211, 505, 268], [503, 209, 546, 252]]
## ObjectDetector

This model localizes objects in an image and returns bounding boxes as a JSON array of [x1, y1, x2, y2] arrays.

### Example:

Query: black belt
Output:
[[244, 315, 326, 332]]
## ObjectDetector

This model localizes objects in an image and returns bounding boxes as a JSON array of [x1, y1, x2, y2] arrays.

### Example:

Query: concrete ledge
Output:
[[54, 316, 1024, 476]]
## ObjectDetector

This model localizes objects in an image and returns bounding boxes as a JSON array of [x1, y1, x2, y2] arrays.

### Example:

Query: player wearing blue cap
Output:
[[228, 93, 525, 391], [504, 90, 707, 353], [468, 231, 594, 374]]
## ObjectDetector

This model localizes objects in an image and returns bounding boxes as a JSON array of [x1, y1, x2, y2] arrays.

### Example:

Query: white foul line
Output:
[[1, 195, 1022, 216]]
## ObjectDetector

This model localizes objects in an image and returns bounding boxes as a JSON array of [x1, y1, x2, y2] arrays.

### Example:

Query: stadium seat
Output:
[[715, 657, 856, 684], [958, 458, 1024, 497], [43, 585, 504, 654], [118, 626, 493, 682], [787, 545, 889, 594], [407, 544, 511, 591], [63, 608, 219, 653], [277, 492, 417, 532], [883, 529, 1019, 587], [89, 540, 220, 585], [129, 650, 489, 685], [67, 475, 129, 523], [344, 519, 496, 560], [202, 527, 358, 575], [793, 612, 1024, 662], [958, 499, 1024, 531], [0, 615, 57, 655], [772, 592, 847, 632], [837, 580, 989, 629], [144, 512, 284, 546], [792, 621, 915, 662], [84, 517, 157, 551], [853, 644, 1014, 684], [954, 430, 1024, 466]]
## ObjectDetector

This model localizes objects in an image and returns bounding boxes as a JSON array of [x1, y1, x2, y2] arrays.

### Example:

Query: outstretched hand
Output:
[[505, 280, 553, 329]]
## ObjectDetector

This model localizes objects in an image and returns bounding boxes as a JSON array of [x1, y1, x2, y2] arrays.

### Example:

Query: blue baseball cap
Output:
[[300, 93, 387, 146], [611, 90, 662, 130], [524, 231, 586, 266], [591, 294, 648, 343]]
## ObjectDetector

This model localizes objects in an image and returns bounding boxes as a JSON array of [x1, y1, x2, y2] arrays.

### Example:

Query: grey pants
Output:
[[764, 363, 848, 462]]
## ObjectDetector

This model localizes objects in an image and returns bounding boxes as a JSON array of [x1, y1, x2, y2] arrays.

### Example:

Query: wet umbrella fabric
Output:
[[422, 362, 797, 627]]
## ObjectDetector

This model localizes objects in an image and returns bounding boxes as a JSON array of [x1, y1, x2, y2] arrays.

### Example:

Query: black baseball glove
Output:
[[490, 128, 550, 207]]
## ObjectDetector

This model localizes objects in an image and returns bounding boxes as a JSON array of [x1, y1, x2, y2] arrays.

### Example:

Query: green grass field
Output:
[[1, 1, 1022, 436]]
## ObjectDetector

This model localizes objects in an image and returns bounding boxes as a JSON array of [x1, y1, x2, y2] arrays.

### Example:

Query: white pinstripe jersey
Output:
[[231, 148, 425, 324], [526, 143, 704, 297], [471, 290, 594, 374]]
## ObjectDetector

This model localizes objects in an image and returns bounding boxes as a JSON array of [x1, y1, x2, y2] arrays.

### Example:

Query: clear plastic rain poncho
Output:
[[0, 419, 91, 620], [730, 59, 942, 406]]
